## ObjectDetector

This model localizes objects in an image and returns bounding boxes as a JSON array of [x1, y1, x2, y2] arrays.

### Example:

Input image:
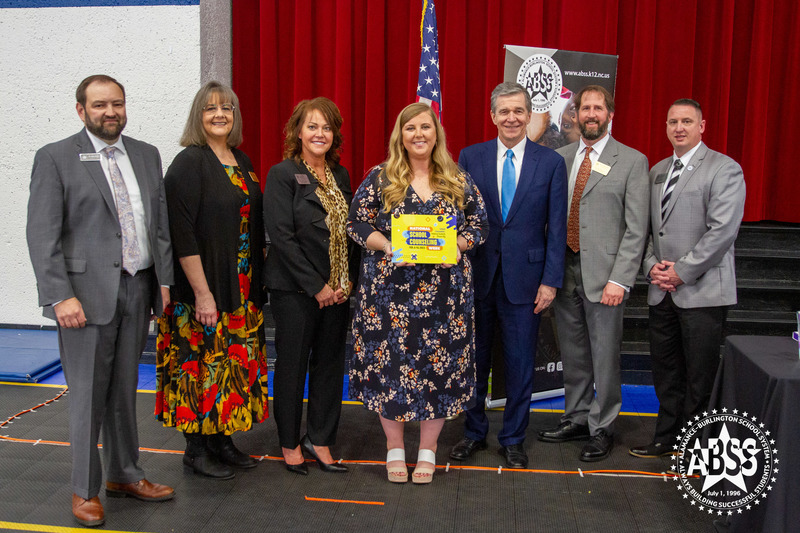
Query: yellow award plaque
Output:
[[390, 214, 457, 264]]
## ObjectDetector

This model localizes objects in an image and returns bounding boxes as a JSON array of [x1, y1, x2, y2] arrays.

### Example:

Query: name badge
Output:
[[79, 153, 101, 162], [592, 161, 611, 176], [294, 173, 311, 185], [249, 171, 259, 183]]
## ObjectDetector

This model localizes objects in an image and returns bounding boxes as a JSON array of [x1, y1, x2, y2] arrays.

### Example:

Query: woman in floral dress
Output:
[[156, 81, 268, 480], [347, 103, 487, 483]]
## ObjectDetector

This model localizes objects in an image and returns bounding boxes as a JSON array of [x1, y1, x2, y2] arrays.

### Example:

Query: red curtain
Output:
[[233, 0, 800, 223]]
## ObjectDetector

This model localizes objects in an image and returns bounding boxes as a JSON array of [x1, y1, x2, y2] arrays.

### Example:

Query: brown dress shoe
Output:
[[106, 479, 175, 502], [72, 494, 104, 527]]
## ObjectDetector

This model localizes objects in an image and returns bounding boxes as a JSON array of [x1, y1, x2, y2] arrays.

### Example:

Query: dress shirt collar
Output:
[[85, 127, 127, 156], [672, 141, 703, 169], [578, 133, 611, 159], [496, 136, 526, 163]]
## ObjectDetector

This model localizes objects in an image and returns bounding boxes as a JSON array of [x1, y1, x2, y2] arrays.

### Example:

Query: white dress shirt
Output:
[[86, 128, 153, 269]]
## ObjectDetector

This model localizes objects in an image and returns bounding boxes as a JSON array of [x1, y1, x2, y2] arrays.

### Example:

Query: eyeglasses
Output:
[[203, 104, 235, 114]]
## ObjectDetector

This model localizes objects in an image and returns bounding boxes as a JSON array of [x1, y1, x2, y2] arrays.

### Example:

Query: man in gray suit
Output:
[[629, 99, 745, 460], [26, 75, 175, 527], [538, 85, 649, 462]]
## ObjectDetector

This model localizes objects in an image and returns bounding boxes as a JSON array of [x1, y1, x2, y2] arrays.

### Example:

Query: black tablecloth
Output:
[[710, 335, 800, 533]]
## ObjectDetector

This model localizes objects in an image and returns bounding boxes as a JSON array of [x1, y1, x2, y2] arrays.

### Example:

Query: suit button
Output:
[[659, 231, 664, 237], [116, 232, 122, 238], [114, 261, 120, 267]]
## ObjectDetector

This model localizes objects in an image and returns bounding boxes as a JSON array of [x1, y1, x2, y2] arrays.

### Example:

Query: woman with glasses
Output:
[[263, 97, 357, 475], [155, 81, 269, 480]]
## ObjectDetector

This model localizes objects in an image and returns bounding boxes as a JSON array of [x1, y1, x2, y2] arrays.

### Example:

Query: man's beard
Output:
[[85, 116, 126, 141], [579, 118, 609, 141]]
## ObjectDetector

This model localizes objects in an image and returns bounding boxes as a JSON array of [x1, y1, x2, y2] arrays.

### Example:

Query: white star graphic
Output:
[[700, 424, 761, 493], [431, 89, 438, 97], [420, 65, 427, 72], [424, 77, 433, 85], [423, 45, 430, 53], [426, 24, 434, 33]]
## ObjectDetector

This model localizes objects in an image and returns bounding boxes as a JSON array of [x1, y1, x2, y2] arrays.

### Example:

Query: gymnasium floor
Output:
[[0, 329, 716, 533]]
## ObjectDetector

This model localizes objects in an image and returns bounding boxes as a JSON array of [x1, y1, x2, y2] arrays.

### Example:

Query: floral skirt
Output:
[[155, 300, 269, 434]]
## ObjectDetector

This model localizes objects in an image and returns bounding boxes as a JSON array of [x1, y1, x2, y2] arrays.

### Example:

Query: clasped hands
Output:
[[649, 260, 684, 292], [314, 282, 352, 309]]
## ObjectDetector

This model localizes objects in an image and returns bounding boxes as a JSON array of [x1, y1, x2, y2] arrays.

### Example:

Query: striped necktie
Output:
[[661, 159, 684, 220]]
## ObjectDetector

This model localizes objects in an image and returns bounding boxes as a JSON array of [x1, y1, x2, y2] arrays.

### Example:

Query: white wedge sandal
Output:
[[386, 448, 408, 483]]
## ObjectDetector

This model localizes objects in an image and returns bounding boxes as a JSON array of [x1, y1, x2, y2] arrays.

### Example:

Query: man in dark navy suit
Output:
[[449, 82, 567, 468]]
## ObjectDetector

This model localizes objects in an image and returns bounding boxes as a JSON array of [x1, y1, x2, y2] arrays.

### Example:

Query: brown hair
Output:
[[574, 85, 615, 113], [76, 75, 125, 107], [283, 97, 344, 166], [180, 81, 243, 148]]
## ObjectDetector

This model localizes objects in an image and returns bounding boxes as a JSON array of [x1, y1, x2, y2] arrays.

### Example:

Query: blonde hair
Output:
[[381, 103, 464, 213]]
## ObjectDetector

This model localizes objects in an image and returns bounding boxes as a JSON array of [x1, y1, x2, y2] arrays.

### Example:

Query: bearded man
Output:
[[537, 85, 650, 462]]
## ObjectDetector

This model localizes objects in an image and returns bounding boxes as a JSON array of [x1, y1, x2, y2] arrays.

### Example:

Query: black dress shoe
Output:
[[449, 437, 488, 461], [538, 421, 590, 443], [499, 443, 528, 469], [183, 452, 235, 479], [207, 434, 258, 469], [579, 430, 613, 462], [300, 434, 348, 473], [284, 461, 309, 475], [628, 441, 677, 458]]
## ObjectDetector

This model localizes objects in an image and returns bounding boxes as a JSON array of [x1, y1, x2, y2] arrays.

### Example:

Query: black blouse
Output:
[[164, 145, 265, 311]]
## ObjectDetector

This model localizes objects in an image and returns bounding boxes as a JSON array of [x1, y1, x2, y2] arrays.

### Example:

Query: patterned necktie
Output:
[[102, 146, 141, 274], [501, 149, 516, 221], [566, 146, 592, 253], [661, 159, 684, 220]]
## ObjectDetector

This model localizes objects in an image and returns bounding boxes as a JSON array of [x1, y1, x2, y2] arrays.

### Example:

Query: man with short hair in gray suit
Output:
[[538, 85, 650, 462], [26, 74, 175, 527], [629, 99, 745, 460]]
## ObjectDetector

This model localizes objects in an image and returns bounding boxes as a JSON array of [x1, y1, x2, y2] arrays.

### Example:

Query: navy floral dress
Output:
[[347, 167, 488, 421]]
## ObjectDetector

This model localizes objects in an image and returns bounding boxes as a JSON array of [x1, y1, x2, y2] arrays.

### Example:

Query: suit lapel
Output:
[[480, 141, 502, 223], [291, 160, 323, 208], [505, 139, 539, 223], [582, 136, 618, 197], [75, 131, 117, 217]]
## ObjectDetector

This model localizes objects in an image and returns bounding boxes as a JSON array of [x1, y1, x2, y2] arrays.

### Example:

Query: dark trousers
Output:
[[465, 267, 540, 447], [270, 290, 349, 449], [58, 268, 152, 499], [649, 294, 727, 443]]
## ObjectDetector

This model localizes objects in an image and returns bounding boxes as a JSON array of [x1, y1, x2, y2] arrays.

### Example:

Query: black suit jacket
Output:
[[263, 158, 357, 295]]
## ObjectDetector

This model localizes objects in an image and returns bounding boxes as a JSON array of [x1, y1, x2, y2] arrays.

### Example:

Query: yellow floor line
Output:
[[0, 521, 149, 533]]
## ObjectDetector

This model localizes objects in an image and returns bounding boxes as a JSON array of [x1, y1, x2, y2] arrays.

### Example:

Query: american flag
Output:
[[415, 0, 441, 118]]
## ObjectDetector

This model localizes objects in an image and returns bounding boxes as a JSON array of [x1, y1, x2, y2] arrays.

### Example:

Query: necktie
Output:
[[566, 146, 592, 253], [661, 159, 684, 220], [501, 149, 516, 221], [103, 146, 141, 274]]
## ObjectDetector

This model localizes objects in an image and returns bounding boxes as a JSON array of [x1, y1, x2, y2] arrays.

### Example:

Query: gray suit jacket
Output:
[[27, 129, 173, 324], [557, 136, 650, 302], [643, 142, 745, 308]]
